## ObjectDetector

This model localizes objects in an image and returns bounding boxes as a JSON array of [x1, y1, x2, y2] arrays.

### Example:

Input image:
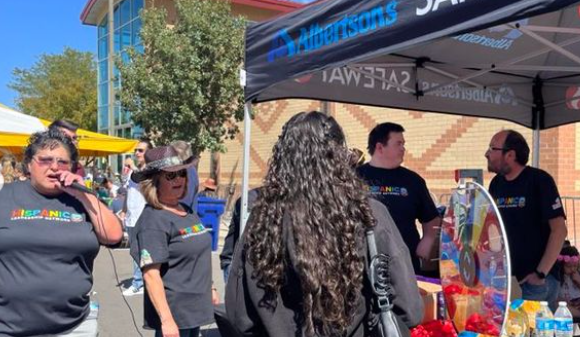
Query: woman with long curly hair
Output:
[[225, 111, 423, 337]]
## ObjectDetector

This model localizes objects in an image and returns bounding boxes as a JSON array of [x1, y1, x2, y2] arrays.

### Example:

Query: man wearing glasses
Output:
[[122, 138, 153, 296], [48, 120, 85, 177], [486, 130, 567, 309]]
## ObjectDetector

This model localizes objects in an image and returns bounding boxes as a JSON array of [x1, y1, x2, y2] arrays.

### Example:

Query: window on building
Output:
[[98, 15, 108, 38], [97, 0, 145, 138], [120, 0, 131, 26]]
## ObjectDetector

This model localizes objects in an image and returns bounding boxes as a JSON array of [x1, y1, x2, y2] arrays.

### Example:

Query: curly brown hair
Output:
[[245, 111, 376, 336]]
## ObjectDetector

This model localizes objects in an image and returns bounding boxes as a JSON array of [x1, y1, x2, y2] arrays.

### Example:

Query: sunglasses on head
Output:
[[163, 169, 187, 181], [33, 156, 71, 169]]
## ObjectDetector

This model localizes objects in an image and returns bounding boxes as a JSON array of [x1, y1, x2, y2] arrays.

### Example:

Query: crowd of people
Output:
[[0, 113, 579, 337]]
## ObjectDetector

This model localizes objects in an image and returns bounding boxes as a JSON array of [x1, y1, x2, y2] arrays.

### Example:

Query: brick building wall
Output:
[[197, 99, 580, 241]]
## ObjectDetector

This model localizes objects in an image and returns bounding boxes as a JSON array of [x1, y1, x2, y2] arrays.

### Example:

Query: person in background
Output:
[[48, 119, 86, 177], [110, 186, 127, 219], [226, 111, 423, 337], [556, 245, 580, 317], [357, 122, 440, 276], [0, 129, 122, 336], [171, 140, 199, 212], [130, 146, 219, 337], [122, 138, 153, 296], [94, 176, 109, 200], [13, 162, 28, 182], [1, 156, 15, 184], [122, 156, 136, 187], [101, 177, 119, 199], [486, 129, 567, 309], [198, 178, 217, 198]]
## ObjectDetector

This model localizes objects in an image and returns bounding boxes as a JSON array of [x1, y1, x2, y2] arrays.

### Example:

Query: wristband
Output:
[[534, 270, 546, 279]]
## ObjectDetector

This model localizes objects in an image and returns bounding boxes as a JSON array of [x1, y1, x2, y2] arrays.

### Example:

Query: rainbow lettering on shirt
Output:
[[179, 223, 211, 238], [495, 196, 526, 208], [368, 185, 408, 197], [10, 208, 84, 222]]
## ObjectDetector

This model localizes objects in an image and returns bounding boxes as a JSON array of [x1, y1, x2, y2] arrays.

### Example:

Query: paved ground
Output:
[[93, 218, 231, 337]]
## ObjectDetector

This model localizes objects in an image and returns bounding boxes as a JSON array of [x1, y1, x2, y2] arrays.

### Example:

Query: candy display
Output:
[[504, 300, 529, 337], [439, 182, 512, 336], [412, 320, 458, 337]]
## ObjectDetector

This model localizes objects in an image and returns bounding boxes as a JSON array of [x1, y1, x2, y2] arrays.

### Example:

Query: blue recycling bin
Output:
[[196, 196, 226, 251]]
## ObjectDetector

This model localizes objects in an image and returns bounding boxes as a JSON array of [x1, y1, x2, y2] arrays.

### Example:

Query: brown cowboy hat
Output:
[[131, 145, 194, 183], [203, 178, 217, 191]]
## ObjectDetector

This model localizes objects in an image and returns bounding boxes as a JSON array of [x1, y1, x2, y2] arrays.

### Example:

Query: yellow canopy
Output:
[[38, 120, 138, 157], [0, 105, 138, 157]]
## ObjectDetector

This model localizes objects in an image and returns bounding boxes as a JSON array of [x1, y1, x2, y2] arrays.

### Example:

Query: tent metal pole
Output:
[[531, 76, 543, 168], [532, 127, 540, 168], [240, 102, 252, 234]]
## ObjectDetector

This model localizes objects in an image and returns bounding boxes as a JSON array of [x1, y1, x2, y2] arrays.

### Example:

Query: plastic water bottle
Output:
[[536, 301, 554, 337], [554, 301, 573, 337], [88, 291, 99, 320]]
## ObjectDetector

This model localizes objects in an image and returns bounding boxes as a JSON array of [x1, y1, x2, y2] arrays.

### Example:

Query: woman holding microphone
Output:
[[0, 129, 123, 336]]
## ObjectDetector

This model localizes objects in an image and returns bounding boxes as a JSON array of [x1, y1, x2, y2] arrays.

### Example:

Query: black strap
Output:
[[366, 229, 405, 337]]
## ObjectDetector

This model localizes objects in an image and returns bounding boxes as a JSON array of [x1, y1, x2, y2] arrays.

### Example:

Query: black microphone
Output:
[[68, 181, 96, 195]]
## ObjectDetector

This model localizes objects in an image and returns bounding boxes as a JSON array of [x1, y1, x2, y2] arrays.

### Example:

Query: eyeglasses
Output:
[[488, 146, 509, 152], [33, 156, 71, 169], [164, 169, 187, 181], [134, 148, 146, 154]]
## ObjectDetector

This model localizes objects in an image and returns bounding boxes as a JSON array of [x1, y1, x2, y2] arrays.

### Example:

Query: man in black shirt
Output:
[[219, 188, 259, 283], [357, 122, 440, 275], [486, 130, 566, 307]]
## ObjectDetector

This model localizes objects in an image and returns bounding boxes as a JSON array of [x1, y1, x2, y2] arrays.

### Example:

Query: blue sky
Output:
[[0, 0, 95, 109], [0, 0, 316, 110]]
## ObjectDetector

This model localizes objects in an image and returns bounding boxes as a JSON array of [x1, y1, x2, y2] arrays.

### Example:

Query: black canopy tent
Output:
[[239, 0, 580, 228]]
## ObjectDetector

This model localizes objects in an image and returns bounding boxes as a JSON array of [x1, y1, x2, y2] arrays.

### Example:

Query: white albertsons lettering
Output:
[[416, 0, 468, 16]]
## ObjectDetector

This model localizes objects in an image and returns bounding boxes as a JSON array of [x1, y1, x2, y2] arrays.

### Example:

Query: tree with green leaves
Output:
[[9, 47, 97, 131], [118, 0, 246, 154]]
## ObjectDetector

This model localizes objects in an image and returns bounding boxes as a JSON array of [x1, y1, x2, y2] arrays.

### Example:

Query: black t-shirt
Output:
[[489, 166, 566, 281], [357, 164, 439, 272], [219, 189, 259, 270], [130, 205, 214, 330], [0, 181, 100, 336]]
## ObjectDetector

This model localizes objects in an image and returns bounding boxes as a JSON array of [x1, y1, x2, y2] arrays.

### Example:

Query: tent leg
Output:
[[240, 102, 252, 235], [532, 128, 540, 168]]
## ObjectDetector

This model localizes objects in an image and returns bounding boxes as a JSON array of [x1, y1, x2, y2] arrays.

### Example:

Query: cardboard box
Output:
[[418, 280, 445, 323]]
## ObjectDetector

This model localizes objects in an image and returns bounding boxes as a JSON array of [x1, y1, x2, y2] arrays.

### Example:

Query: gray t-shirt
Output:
[[130, 205, 213, 330], [0, 181, 100, 336]]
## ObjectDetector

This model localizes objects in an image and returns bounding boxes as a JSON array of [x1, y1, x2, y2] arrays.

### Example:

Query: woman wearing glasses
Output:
[[0, 130, 123, 336], [130, 145, 218, 337]]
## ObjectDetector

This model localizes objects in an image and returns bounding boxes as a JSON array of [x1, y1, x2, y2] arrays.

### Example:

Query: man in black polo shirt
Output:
[[486, 130, 567, 308], [357, 122, 440, 275]]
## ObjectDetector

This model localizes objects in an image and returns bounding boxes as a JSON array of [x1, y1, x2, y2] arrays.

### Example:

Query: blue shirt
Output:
[[180, 167, 199, 211]]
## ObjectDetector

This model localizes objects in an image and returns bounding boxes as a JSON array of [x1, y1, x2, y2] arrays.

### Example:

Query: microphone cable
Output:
[[94, 193, 145, 337]]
